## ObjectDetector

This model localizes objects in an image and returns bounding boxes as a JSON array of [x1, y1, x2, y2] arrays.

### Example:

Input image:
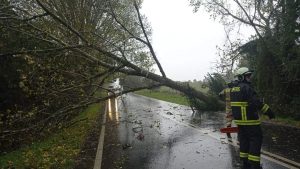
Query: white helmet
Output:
[[235, 67, 253, 78]]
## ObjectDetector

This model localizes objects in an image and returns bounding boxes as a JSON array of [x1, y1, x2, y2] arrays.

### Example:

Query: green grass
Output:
[[0, 102, 102, 169], [135, 89, 190, 106]]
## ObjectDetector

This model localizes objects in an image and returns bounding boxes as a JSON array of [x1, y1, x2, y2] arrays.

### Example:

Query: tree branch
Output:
[[0, 45, 88, 57], [36, 0, 89, 44], [233, 0, 265, 40], [133, 1, 166, 78], [213, 0, 265, 29]]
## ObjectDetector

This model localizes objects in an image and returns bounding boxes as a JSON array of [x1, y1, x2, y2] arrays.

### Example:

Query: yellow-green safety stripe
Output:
[[234, 120, 261, 125], [240, 152, 248, 158], [231, 101, 261, 125], [261, 104, 269, 113], [248, 154, 260, 162], [241, 106, 247, 121], [231, 102, 248, 107]]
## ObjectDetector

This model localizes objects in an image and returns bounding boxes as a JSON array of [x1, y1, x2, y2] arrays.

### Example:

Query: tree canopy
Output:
[[0, 0, 219, 152], [190, 0, 300, 119]]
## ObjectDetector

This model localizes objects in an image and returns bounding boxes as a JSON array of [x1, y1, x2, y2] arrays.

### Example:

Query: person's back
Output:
[[230, 81, 262, 125]]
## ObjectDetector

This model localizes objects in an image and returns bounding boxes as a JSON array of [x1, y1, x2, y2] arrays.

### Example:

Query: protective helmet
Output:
[[234, 67, 253, 77], [235, 67, 253, 81]]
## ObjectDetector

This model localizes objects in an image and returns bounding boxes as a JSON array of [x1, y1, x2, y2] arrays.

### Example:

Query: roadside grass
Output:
[[274, 116, 300, 128], [0, 102, 102, 169], [262, 115, 300, 128], [135, 89, 190, 106]]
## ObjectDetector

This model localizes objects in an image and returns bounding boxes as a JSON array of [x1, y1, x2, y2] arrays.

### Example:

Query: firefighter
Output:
[[230, 67, 275, 169]]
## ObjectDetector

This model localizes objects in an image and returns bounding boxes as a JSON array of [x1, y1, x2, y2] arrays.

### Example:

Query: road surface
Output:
[[100, 93, 299, 169]]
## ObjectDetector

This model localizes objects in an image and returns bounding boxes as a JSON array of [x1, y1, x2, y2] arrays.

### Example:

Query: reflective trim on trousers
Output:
[[234, 120, 261, 125], [248, 154, 260, 162], [240, 152, 249, 158]]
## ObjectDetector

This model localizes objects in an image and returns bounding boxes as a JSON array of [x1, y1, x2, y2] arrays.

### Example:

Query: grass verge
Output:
[[0, 102, 102, 169], [135, 89, 189, 106], [262, 116, 300, 128]]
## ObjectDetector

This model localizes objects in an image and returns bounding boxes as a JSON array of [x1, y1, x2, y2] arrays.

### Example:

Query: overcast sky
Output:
[[141, 0, 227, 81]]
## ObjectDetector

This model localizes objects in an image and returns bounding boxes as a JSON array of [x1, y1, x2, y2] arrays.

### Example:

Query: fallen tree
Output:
[[0, 0, 223, 152]]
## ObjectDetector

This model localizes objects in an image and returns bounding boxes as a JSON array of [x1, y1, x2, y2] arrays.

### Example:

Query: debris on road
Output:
[[136, 133, 144, 141], [132, 124, 143, 133], [166, 111, 173, 115]]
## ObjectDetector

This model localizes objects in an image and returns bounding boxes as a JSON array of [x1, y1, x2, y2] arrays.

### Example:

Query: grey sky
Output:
[[141, 0, 227, 81]]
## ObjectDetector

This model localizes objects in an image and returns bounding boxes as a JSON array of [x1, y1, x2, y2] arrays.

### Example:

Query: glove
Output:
[[265, 109, 275, 119]]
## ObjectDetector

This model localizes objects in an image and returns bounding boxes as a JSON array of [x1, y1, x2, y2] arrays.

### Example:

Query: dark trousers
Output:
[[238, 125, 263, 169]]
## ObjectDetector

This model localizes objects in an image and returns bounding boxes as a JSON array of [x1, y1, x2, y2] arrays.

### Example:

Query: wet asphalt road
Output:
[[101, 93, 299, 169]]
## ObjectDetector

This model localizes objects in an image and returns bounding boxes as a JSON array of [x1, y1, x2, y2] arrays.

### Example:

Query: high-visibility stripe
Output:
[[240, 152, 248, 158], [231, 102, 248, 107], [231, 87, 240, 92], [241, 107, 247, 121], [234, 120, 261, 125], [248, 154, 260, 162], [231, 101, 261, 125], [261, 104, 269, 113]]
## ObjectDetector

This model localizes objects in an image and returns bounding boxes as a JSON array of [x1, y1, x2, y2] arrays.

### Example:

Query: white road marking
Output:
[[93, 103, 107, 169]]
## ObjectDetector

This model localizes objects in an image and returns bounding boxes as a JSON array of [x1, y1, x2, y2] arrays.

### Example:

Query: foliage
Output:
[[0, 0, 231, 154], [186, 80, 209, 93], [190, 0, 300, 119], [203, 73, 226, 96], [0, 101, 102, 169], [0, 0, 155, 152], [186, 94, 223, 111]]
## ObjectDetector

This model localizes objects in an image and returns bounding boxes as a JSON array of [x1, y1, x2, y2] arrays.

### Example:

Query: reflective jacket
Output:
[[230, 81, 271, 126]]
